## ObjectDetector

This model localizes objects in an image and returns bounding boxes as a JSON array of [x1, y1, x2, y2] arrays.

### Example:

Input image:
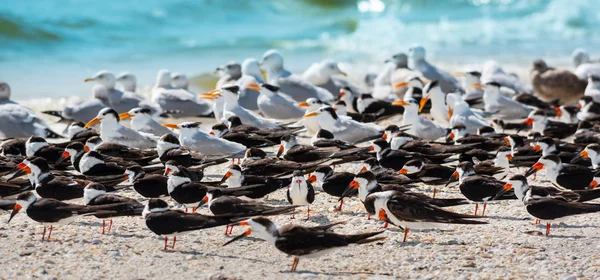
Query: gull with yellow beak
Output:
[[119, 107, 175, 137], [85, 107, 157, 149], [162, 122, 246, 156], [303, 106, 383, 144], [392, 99, 448, 141], [84, 70, 145, 113], [249, 82, 305, 120]]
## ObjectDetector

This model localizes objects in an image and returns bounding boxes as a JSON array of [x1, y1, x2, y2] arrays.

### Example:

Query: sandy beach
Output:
[[1, 117, 599, 280]]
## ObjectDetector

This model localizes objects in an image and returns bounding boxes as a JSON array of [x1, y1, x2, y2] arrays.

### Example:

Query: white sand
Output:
[[1, 115, 600, 279]]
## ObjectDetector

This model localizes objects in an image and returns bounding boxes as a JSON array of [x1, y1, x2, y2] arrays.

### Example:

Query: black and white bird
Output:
[[286, 171, 315, 219], [524, 155, 593, 190], [83, 183, 144, 234]]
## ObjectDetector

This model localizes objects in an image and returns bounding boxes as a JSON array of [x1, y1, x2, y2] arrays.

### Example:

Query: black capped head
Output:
[[280, 134, 296, 143], [86, 136, 103, 145], [292, 170, 304, 178], [485, 82, 502, 88], [384, 124, 400, 133], [466, 71, 481, 77], [223, 85, 240, 94], [477, 126, 495, 135], [539, 154, 561, 165], [261, 83, 279, 92], [27, 136, 47, 144], [179, 122, 202, 129], [245, 147, 266, 159], [359, 94, 373, 100], [228, 116, 243, 127], [146, 198, 169, 210], [315, 129, 334, 140], [532, 59, 548, 70], [98, 108, 120, 121], [371, 138, 390, 150], [66, 142, 85, 152], [85, 182, 106, 192], [319, 106, 338, 120], [70, 121, 86, 128], [159, 133, 180, 145], [86, 151, 105, 161], [28, 157, 51, 173], [313, 166, 334, 177], [354, 170, 376, 183], [423, 80, 440, 93], [227, 164, 242, 172]]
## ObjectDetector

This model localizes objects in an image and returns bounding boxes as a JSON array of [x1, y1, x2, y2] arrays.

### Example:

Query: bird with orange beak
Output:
[[525, 155, 593, 191], [118, 107, 174, 137], [85, 108, 156, 149], [161, 121, 246, 156]]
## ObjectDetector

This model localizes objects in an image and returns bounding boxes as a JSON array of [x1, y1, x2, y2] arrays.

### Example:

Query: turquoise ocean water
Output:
[[0, 0, 598, 98]]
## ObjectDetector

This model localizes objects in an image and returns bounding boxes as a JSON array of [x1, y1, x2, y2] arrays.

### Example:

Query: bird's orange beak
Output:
[[61, 151, 70, 159], [360, 166, 367, 172], [448, 107, 453, 119], [349, 180, 359, 189], [84, 118, 101, 128], [392, 100, 408, 107], [471, 83, 484, 89], [532, 145, 542, 152], [118, 112, 134, 120], [339, 90, 345, 97], [579, 150, 589, 159], [506, 154, 513, 161], [554, 107, 562, 117], [451, 171, 459, 179], [307, 175, 317, 183], [524, 118, 533, 126], [589, 180, 598, 188], [162, 124, 179, 129], [84, 145, 90, 152], [419, 97, 429, 112], [448, 132, 455, 140], [398, 169, 408, 174], [369, 145, 375, 151], [16, 162, 31, 174], [393, 81, 408, 89], [297, 102, 309, 107], [503, 183, 513, 191], [246, 82, 261, 91], [382, 133, 387, 140], [303, 112, 319, 118], [377, 209, 387, 221]]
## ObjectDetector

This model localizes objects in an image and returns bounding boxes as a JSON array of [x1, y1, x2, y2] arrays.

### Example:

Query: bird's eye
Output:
[[329, 65, 335, 69], [99, 75, 105, 78]]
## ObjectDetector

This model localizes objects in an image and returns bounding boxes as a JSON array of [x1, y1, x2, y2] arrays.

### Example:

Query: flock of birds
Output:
[[2, 46, 600, 272]]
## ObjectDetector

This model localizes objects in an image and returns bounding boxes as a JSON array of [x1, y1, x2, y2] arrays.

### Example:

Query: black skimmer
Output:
[[17, 157, 125, 200], [201, 188, 296, 235], [310, 129, 357, 150], [222, 217, 385, 271], [589, 170, 600, 188], [360, 157, 415, 185], [495, 175, 600, 203], [58, 142, 136, 174], [571, 143, 600, 168], [531, 137, 583, 164], [308, 166, 356, 211], [0, 138, 26, 157], [85, 136, 157, 165], [333, 100, 380, 123], [124, 165, 169, 198], [8, 191, 118, 240], [277, 134, 339, 163], [366, 190, 486, 242], [450, 162, 516, 216], [164, 160, 204, 182], [64, 121, 99, 144], [240, 147, 327, 177], [83, 183, 144, 234], [524, 155, 593, 191], [357, 93, 404, 117], [222, 164, 291, 199], [167, 170, 211, 211], [143, 198, 245, 250], [79, 151, 126, 176], [286, 171, 315, 219], [398, 158, 455, 197], [227, 116, 302, 143], [25, 136, 66, 165], [210, 122, 276, 148]]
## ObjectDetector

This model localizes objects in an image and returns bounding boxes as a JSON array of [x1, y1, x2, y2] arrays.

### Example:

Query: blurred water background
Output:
[[1, 0, 598, 99]]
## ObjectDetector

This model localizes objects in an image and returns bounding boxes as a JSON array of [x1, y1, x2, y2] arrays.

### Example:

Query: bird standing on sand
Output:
[[530, 59, 587, 105]]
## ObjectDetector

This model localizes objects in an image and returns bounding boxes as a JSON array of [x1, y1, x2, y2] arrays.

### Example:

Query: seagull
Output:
[[447, 94, 488, 134], [260, 49, 334, 102], [302, 59, 355, 98], [151, 69, 212, 118], [118, 107, 175, 137], [0, 82, 62, 139], [162, 122, 246, 156], [392, 99, 448, 141], [394, 76, 425, 103], [235, 58, 263, 110], [454, 71, 484, 101], [116, 72, 137, 92], [408, 45, 462, 93], [248, 82, 304, 120], [373, 53, 415, 101], [215, 61, 242, 89], [303, 106, 383, 144], [212, 85, 283, 129], [84, 108, 156, 149], [572, 48, 600, 79], [42, 84, 111, 123], [420, 80, 450, 126], [84, 70, 144, 113], [475, 82, 532, 119], [170, 72, 190, 90]]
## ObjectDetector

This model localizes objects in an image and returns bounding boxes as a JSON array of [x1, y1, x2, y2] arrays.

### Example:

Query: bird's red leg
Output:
[[224, 225, 230, 235], [383, 221, 389, 228], [474, 203, 479, 216], [336, 199, 343, 212], [546, 223, 551, 236], [291, 257, 300, 271], [108, 219, 113, 233], [535, 219, 540, 224], [172, 236, 177, 249], [228, 225, 234, 235], [290, 210, 295, 219], [306, 206, 310, 220], [47, 226, 53, 240], [367, 213, 371, 220], [482, 203, 487, 217], [185, 208, 188, 213], [102, 220, 106, 234], [164, 237, 168, 250], [402, 228, 410, 242], [432, 188, 437, 199], [42, 227, 46, 241]]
